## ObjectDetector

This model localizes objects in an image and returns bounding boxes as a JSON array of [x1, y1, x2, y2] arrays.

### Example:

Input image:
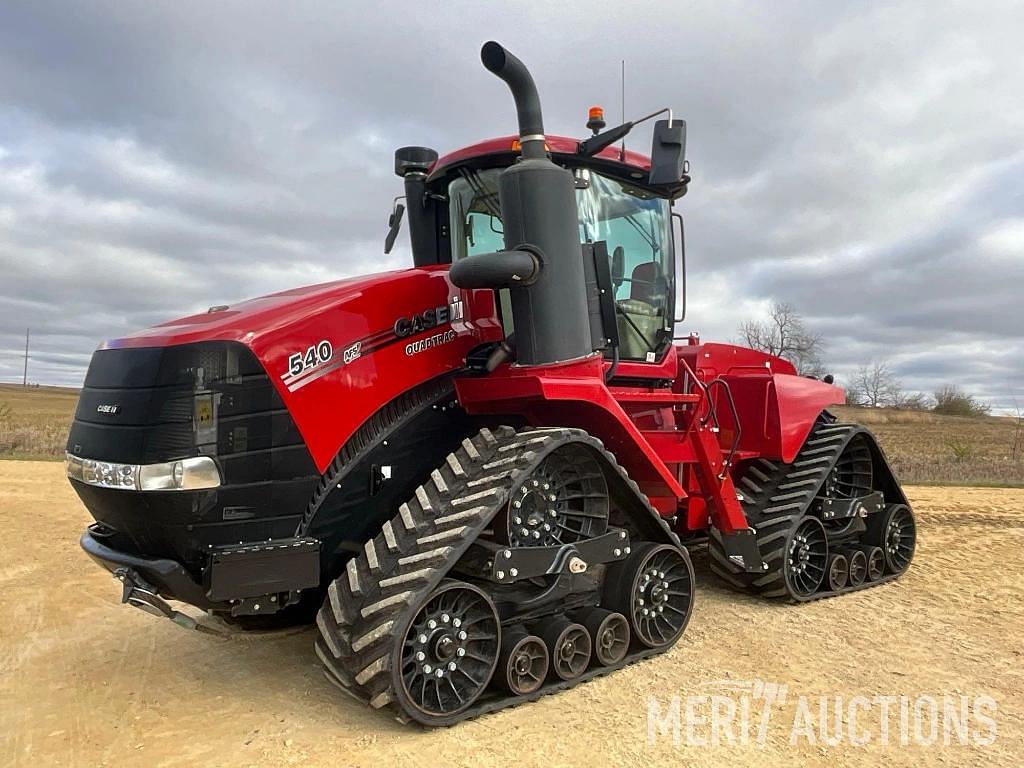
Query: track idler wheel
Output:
[[540, 618, 592, 681], [498, 628, 549, 695], [860, 546, 885, 582], [866, 503, 916, 575], [783, 516, 829, 599], [605, 542, 694, 649], [846, 548, 867, 587], [826, 552, 849, 591], [394, 580, 501, 724], [576, 608, 630, 667]]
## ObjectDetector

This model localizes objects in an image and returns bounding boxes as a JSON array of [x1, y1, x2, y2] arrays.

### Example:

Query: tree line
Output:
[[737, 302, 991, 417]]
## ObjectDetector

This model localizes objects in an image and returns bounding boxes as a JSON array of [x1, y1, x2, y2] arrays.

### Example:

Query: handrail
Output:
[[676, 356, 742, 481]]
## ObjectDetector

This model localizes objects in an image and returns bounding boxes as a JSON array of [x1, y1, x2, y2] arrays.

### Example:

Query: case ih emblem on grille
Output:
[[96, 404, 120, 415]]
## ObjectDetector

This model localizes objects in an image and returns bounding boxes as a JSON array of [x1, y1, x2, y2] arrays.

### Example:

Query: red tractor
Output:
[[68, 42, 916, 726]]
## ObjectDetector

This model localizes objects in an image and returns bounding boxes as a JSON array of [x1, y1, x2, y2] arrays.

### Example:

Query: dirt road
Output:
[[1, 461, 1021, 767]]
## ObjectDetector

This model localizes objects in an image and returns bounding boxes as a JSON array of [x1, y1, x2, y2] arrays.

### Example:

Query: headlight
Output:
[[66, 454, 221, 491]]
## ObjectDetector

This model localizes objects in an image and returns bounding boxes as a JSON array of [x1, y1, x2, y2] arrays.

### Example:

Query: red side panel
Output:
[[105, 267, 503, 472], [678, 342, 843, 464], [771, 374, 845, 462]]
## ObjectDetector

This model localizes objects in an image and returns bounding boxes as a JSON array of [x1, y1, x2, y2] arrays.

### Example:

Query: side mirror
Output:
[[384, 199, 406, 254], [649, 119, 687, 186]]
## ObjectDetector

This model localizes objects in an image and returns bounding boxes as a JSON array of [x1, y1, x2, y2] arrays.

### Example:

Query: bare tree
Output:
[[738, 302, 825, 376], [851, 360, 901, 407]]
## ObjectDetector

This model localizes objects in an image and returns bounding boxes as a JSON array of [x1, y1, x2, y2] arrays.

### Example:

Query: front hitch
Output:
[[113, 567, 225, 636]]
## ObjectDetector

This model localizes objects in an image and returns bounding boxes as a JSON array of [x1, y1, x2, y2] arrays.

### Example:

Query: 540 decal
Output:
[[288, 340, 333, 377]]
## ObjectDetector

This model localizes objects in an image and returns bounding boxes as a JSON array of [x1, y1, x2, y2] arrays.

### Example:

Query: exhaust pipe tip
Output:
[[480, 40, 506, 74], [479, 41, 545, 157]]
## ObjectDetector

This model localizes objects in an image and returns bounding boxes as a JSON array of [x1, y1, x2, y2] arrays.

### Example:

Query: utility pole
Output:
[[22, 328, 29, 387]]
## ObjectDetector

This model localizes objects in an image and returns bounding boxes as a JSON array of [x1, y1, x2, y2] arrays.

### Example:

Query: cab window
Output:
[[448, 167, 673, 360]]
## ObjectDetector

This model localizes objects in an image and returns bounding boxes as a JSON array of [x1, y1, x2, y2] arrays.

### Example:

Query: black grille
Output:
[[68, 341, 320, 571]]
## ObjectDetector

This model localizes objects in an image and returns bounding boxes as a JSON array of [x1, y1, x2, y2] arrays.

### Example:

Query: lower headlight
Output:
[[66, 454, 221, 491]]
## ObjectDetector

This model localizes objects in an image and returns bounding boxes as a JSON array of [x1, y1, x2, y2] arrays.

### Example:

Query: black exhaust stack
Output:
[[450, 42, 592, 366]]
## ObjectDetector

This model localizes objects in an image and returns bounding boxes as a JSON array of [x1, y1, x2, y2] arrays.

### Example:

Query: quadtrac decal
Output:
[[280, 297, 466, 392]]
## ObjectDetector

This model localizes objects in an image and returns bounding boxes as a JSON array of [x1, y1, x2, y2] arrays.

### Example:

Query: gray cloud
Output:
[[1, 1, 1022, 411]]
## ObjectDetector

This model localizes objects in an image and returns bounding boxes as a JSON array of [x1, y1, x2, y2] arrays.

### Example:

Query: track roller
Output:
[[540, 618, 592, 681], [497, 628, 549, 695], [846, 548, 867, 587], [576, 608, 630, 667], [826, 552, 849, 592], [860, 546, 885, 582]]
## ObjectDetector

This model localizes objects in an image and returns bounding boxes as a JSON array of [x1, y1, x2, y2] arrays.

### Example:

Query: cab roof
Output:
[[428, 134, 653, 182]]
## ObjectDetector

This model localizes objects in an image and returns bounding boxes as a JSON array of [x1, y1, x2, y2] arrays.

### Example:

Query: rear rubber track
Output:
[[709, 421, 907, 601]]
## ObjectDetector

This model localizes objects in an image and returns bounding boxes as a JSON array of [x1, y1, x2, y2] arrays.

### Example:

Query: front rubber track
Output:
[[314, 425, 686, 726]]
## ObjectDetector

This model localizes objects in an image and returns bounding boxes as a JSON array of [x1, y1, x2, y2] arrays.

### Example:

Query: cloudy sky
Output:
[[1, 1, 1021, 410]]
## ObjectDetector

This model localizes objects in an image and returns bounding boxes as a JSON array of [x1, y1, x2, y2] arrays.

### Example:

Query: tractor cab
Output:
[[389, 113, 689, 365], [443, 150, 676, 360]]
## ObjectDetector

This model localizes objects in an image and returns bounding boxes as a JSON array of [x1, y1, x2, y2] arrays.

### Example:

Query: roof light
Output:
[[511, 139, 550, 152]]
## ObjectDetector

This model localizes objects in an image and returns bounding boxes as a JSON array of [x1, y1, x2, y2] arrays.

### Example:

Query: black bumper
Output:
[[80, 525, 220, 610]]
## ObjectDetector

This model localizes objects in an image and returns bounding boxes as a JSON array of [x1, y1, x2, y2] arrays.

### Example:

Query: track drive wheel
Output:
[[605, 542, 694, 649], [498, 443, 609, 547], [394, 580, 500, 725]]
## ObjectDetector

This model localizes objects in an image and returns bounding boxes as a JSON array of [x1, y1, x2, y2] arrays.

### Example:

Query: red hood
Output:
[[103, 269, 410, 350]]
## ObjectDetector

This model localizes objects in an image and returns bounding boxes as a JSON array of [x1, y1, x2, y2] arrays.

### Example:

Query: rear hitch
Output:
[[113, 567, 226, 637]]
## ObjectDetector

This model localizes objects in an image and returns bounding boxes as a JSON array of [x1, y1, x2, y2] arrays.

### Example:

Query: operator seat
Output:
[[616, 261, 665, 359]]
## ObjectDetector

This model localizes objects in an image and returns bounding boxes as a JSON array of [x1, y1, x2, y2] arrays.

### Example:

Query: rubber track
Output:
[[314, 425, 682, 725], [708, 422, 907, 602]]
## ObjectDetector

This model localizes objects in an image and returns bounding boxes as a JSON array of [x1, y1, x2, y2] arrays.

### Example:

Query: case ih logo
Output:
[[393, 298, 464, 339], [96, 404, 120, 415]]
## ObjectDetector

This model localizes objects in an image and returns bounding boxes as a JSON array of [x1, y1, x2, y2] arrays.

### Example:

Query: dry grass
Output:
[[831, 405, 1024, 487], [0, 385, 78, 461], [1, 386, 1020, 486]]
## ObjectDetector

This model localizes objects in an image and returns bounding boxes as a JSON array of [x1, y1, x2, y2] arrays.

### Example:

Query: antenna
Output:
[[620, 59, 626, 160], [22, 328, 29, 387]]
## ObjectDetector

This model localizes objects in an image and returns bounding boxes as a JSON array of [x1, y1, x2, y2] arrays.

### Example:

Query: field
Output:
[[2, 387, 1020, 487], [1, 461, 1021, 767], [831, 405, 1023, 487], [0, 385, 79, 460]]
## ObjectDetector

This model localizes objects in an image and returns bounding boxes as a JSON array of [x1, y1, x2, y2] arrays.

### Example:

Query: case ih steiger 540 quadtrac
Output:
[[68, 42, 916, 725]]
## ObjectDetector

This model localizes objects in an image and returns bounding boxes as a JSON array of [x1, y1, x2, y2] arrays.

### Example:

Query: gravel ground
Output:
[[1, 461, 1021, 767]]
